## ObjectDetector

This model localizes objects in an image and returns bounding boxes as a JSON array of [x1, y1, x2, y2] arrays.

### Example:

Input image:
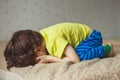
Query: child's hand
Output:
[[36, 55, 49, 63], [36, 55, 63, 63]]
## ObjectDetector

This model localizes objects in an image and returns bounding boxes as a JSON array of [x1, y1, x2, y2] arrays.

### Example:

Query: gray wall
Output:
[[0, 0, 120, 41]]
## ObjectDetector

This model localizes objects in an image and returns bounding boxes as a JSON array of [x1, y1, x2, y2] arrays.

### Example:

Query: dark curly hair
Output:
[[4, 30, 44, 70]]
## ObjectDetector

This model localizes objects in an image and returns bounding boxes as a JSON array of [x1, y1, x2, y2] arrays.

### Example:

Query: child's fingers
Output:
[[36, 56, 42, 60], [35, 55, 48, 63], [36, 55, 46, 60]]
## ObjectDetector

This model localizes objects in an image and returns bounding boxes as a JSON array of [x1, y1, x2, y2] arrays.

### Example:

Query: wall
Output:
[[111, 0, 120, 38], [0, 0, 120, 41]]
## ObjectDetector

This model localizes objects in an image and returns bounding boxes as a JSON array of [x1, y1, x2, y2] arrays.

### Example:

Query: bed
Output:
[[0, 40, 120, 80]]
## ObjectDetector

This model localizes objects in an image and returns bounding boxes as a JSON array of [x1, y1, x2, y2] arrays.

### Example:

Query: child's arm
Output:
[[36, 55, 62, 63], [36, 44, 80, 63], [63, 44, 80, 62]]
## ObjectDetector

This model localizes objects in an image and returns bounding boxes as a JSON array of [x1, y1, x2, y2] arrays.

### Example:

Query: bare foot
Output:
[[107, 43, 114, 57]]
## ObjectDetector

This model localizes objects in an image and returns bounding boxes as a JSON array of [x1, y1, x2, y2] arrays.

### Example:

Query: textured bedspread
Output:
[[0, 40, 120, 80]]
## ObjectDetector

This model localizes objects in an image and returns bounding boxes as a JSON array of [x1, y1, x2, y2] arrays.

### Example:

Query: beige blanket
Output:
[[0, 40, 120, 80]]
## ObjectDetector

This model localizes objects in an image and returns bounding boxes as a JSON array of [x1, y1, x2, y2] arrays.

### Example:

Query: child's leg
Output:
[[76, 46, 105, 60], [75, 30, 107, 61], [76, 43, 113, 61]]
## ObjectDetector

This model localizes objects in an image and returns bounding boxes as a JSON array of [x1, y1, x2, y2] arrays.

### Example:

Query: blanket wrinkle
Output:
[[0, 41, 120, 80]]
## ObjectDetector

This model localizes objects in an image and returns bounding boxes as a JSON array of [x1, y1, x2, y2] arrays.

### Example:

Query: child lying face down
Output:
[[4, 23, 114, 70]]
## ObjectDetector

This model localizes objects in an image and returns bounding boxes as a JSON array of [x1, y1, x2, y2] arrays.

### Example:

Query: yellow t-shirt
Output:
[[39, 23, 91, 58]]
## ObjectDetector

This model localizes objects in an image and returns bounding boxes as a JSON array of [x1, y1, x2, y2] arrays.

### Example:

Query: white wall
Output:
[[0, 0, 120, 41]]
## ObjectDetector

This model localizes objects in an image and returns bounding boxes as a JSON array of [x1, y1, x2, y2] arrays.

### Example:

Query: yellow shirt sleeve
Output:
[[51, 37, 68, 58]]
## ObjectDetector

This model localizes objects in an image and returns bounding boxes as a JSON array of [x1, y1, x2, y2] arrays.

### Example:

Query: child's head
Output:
[[4, 30, 44, 70]]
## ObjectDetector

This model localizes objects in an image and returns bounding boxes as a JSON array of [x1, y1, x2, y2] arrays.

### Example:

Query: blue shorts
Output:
[[75, 30, 105, 61]]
